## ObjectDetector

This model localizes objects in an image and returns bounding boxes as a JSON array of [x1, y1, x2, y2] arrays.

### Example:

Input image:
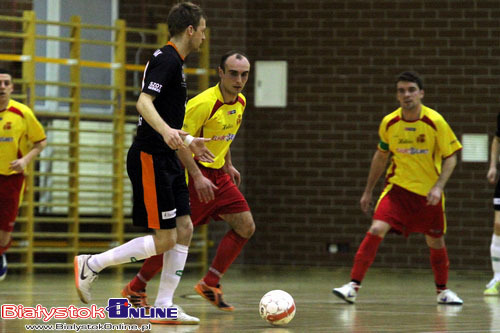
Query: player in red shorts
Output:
[[121, 51, 253, 312], [0, 68, 47, 280], [333, 71, 464, 305]]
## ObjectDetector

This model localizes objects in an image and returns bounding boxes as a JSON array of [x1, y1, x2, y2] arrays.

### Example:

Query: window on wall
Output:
[[34, 0, 118, 114]]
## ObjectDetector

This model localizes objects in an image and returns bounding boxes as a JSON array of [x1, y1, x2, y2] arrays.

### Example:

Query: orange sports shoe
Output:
[[194, 280, 234, 311], [121, 283, 151, 310]]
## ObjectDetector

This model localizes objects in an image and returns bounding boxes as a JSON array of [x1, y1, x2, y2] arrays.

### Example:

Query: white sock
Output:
[[88, 235, 156, 273], [154, 244, 188, 307], [491, 234, 500, 281]]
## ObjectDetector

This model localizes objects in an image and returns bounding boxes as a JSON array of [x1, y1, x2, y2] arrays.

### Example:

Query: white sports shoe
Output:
[[437, 289, 463, 305], [74, 255, 98, 304], [333, 282, 358, 304], [150, 304, 200, 325]]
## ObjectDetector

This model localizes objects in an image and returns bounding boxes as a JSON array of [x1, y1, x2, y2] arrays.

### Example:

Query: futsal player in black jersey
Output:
[[75, 2, 211, 324]]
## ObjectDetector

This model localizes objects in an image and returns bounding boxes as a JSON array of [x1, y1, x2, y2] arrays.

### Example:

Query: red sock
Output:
[[130, 253, 163, 291], [0, 238, 12, 256], [203, 229, 248, 287], [350, 232, 383, 283], [430, 247, 449, 292]]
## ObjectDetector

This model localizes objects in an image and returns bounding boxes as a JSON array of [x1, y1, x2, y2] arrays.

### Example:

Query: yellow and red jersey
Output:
[[0, 99, 46, 175], [377, 104, 462, 196], [182, 83, 246, 169]]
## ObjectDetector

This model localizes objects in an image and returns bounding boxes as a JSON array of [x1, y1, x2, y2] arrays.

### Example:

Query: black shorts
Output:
[[127, 143, 190, 229], [494, 179, 500, 211]]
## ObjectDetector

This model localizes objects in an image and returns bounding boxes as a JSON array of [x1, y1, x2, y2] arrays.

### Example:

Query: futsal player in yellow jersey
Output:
[[121, 51, 253, 313], [0, 68, 47, 280], [333, 71, 464, 305]]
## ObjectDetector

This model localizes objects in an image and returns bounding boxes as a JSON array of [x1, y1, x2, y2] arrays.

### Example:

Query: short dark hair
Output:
[[0, 68, 12, 76], [396, 71, 423, 90], [218, 51, 249, 72], [167, 2, 206, 37]]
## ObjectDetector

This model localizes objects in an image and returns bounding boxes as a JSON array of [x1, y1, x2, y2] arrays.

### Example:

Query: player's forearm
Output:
[[434, 154, 457, 190], [490, 137, 500, 169], [363, 150, 389, 193], [23, 139, 47, 164], [224, 149, 233, 167], [176, 145, 203, 179]]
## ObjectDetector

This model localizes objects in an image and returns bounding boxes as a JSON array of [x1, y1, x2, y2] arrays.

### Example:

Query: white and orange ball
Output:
[[259, 290, 296, 326]]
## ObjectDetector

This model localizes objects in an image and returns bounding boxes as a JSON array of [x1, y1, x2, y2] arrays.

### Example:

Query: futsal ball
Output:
[[259, 290, 296, 326]]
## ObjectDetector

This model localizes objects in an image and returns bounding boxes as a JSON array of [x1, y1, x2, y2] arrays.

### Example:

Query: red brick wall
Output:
[[119, 1, 499, 271], [242, 0, 499, 271]]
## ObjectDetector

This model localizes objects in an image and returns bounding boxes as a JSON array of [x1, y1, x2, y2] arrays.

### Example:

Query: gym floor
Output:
[[0, 266, 497, 332]]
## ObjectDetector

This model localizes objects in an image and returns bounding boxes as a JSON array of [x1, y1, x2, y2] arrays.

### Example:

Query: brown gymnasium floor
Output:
[[0, 266, 498, 333]]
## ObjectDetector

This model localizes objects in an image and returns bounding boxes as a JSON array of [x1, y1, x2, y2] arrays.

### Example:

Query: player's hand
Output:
[[162, 127, 184, 150], [224, 164, 241, 187], [193, 175, 218, 203], [9, 158, 27, 173], [487, 167, 498, 184], [426, 186, 442, 206], [360, 191, 373, 216], [189, 138, 215, 163]]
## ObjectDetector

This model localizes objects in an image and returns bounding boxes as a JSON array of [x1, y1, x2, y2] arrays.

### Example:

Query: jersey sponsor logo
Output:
[[222, 124, 234, 130], [227, 109, 236, 115], [0, 137, 13, 142], [416, 134, 426, 143], [211, 133, 235, 141], [396, 147, 429, 155], [153, 49, 162, 57], [161, 209, 177, 220], [148, 82, 162, 93], [405, 127, 416, 131], [3, 121, 12, 130], [398, 139, 413, 144]]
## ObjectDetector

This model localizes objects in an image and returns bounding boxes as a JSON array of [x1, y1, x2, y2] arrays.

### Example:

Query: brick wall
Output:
[[119, 0, 500, 271], [242, 0, 499, 271]]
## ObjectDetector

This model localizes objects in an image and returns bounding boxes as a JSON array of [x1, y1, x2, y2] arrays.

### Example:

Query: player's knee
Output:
[[236, 217, 255, 239], [494, 220, 500, 234], [0, 231, 11, 247], [367, 225, 385, 237], [153, 231, 177, 254]]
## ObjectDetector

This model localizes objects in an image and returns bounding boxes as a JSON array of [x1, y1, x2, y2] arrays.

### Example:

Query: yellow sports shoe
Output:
[[484, 279, 500, 296]]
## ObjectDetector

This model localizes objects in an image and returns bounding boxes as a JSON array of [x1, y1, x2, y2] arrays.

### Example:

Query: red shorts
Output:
[[188, 165, 250, 226], [373, 184, 446, 238], [0, 173, 25, 232]]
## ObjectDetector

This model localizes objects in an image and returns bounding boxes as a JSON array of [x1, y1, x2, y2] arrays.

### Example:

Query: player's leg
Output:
[[332, 219, 389, 304], [150, 168, 199, 325], [193, 169, 252, 311], [426, 235, 463, 305], [0, 173, 24, 281], [194, 211, 254, 311], [75, 229, 173, 304], [154, 214, 192, 308], [150, 214, 199, 325], [0, 230, 12, 281], [485, 209, 500, 295], [203, 210, 254, 287]]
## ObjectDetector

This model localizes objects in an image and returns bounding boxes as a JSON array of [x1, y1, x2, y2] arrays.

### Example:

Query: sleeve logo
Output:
[[148, 82, 162, 93]]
